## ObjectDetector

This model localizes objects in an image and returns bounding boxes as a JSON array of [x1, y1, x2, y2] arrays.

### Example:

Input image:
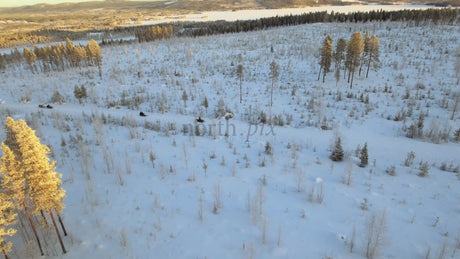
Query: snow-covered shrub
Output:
[[385, 165, 396, 176], [51, 90, 65, 104], [418, 161, 430, 177]]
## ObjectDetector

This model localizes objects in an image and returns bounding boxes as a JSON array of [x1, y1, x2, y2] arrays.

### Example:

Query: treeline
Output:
[[0, 38, 102, 77], [102, 8, 459, 42], [174, 8, 459, 37], [135, 25, 174, 42], [0, 33, 51, 49]]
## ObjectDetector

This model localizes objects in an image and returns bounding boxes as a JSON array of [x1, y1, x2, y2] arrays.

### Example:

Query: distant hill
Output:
[[0, 0, 457, 15]]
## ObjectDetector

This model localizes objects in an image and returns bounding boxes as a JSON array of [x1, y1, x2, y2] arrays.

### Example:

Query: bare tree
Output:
[[237, 64, 244, 103], [451, 91, 460, 120], [269, 60, 279, 107]]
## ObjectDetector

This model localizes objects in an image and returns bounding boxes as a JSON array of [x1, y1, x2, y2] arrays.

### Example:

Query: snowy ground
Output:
[[0, 19, 460, 259]]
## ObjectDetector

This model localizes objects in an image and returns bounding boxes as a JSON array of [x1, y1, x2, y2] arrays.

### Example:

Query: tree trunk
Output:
[[98, 64, 102, 79], [49, 209, 66, 254], [366, 56, 372, 78], [323, 69, 326, 83], [239, 78, 242, 104], [22, 199, 44, 256], [40, 210, 48, 226], [347, 68, 351, 83], [2, 245, 8, 259], [270, 80, 274, 107], [452, 95, 459, 120], [57, 213, 68, 236], [317, 67, 322, 81], [350, 71, 355, 89]]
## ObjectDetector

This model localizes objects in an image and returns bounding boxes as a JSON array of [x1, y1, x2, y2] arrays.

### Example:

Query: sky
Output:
[[0, 0, 159, 8], [0, 0, 101, 7]]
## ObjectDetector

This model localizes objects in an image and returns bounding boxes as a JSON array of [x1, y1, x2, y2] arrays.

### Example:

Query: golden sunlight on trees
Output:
[[0, 117, 67, 256]]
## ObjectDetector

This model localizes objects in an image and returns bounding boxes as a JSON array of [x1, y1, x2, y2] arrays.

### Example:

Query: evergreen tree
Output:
[[330, 137, 344, 162], [0, 192, 17, 259], [65, 38, 77, 67], [359, 142, 368, 167], [360, 30, 371, 77], [333, 38, 347, 84], [346, 32, 364, 88], [366, 35, 380, 78], [23, 47, 37, 73], [453, 128, 460, 142], [4, 117, 67, 254], [2, 130, 45, 257], [318, 35, 332, 83], [87, 39, 102, 78]]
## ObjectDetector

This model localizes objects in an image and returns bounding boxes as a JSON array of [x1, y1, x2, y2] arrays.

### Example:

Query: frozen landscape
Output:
[[0, 7, 460, 259]]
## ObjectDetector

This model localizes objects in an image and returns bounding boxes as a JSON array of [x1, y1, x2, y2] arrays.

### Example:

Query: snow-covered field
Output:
[[1, 20, 460, 259]]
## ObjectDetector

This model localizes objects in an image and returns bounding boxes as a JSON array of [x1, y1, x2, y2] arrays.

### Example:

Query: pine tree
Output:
[[359, 142, 368, 167], [453, 128, 460, 142], [318, 35, 332, 83], [346, 32, 364, 88], [333, 38, 347, 84], [366, 35, 380, 78], [360, 30, 371, 77], [23, 47, 37, 73], [65, 38, 77, 67], [4, 117, 67, 254], [330, 137, 344, 162], [87, 39, 102, 78], [0, 192, 17, 259], [2, 127, 45, 257]]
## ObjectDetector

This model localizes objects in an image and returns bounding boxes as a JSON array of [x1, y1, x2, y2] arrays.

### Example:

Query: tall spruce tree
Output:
[[318, 35, 333, 83], [330, 137, 344, 162], [359, 142, 368, 167], [346, 32, 364, 89]]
